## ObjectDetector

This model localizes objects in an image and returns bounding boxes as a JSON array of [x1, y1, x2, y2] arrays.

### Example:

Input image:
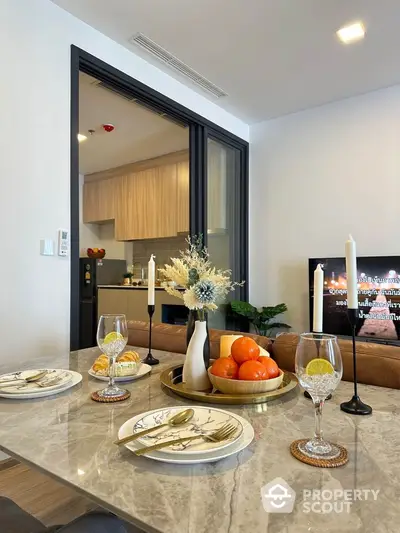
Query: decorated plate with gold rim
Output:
[[117, 407, 254, 465], [132, 406, 243, 455]]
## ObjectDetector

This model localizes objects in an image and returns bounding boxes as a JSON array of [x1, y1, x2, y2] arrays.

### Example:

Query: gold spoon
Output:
[[115, 408, 195, 445]]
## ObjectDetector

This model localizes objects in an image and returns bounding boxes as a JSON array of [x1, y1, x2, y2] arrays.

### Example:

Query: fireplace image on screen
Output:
[[309, 256, 400, 341]]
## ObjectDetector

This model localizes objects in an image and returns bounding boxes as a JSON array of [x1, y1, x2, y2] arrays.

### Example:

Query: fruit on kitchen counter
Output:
[[257, 356, 280, 379], [238, 360, 268, 381], [231, 337, 260, 365], [87, 248, 93, 253], [210, 357, 239, 379]]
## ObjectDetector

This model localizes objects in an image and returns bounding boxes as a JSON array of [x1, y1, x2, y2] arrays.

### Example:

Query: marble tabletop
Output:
[[0, 348, 400, 533]]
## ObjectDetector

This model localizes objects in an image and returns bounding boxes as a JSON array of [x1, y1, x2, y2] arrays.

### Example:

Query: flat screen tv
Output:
[[309, 256, 400, 342]]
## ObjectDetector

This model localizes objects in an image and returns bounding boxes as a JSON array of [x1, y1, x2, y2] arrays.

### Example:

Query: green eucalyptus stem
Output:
[[196, 308, 205, 321]]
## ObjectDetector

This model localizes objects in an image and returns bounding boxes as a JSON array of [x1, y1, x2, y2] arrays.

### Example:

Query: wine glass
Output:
[[295, 333, 343, 459], [96, 314, 128, 399]]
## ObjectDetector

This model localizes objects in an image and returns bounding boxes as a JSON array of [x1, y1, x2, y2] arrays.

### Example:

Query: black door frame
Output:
[[70, 45, 249, 350]]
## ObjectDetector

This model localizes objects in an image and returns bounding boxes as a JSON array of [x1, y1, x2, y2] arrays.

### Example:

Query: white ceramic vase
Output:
[[183, 320, 211, 391]]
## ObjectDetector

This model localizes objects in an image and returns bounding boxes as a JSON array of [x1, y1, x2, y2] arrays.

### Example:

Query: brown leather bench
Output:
[[127, 320, 272, 359], [273, 333, 400, 390], [128, 321, 400, 389]]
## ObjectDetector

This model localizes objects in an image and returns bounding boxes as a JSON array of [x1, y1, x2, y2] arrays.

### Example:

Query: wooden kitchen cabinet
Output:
[[97, 288, 128, 319], [176, 161, 189, 233], [83, 151, 189, 239], [83, 178, 116, 223], [115, 165, 178, 241]]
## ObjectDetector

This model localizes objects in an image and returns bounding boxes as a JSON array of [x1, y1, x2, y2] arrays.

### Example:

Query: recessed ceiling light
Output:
[[77, 133, 87, 143], [336, 22, 365, 44]]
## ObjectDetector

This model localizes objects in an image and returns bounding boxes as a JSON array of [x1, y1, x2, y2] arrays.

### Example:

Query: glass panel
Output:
[[206, 138, 241, 329]]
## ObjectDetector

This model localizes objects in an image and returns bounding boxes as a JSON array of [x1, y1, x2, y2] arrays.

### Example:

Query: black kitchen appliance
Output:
[[79, 258, 126, 349]]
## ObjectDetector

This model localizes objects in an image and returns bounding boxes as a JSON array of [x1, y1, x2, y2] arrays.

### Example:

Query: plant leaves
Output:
[[230, 300, 257, 319], [260, 304, 288, 319]]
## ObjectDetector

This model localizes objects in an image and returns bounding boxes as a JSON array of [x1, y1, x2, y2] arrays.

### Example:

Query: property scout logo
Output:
[[261, 478, 379, 514]]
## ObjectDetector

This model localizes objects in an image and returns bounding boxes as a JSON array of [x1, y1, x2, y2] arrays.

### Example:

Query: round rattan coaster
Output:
[[91, 390, 131, 403], [290, 439, 348, 468]]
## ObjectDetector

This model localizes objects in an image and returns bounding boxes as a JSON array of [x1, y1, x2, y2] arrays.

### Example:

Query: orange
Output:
[[258, 356, 280, 379], [231, 337, 260, 365], [238, 360, 268, 381], [210, 357, 239, 379]]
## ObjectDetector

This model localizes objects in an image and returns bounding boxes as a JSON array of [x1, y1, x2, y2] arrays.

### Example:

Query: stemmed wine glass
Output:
[[96, 314, 128, 400], [295, 333, 343, 460]]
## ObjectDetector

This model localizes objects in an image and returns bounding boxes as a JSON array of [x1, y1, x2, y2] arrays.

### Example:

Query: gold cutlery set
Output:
[[0, 370, 66, 390], [115, 408, 239, 456]]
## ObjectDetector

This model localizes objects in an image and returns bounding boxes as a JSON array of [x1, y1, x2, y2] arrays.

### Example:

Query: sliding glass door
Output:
[[189, 125, 248, 330]]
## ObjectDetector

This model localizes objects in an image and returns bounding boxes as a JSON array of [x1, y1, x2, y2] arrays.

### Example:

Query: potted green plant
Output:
[[123, 272, 132, 286], [230, 301, 291, 337]]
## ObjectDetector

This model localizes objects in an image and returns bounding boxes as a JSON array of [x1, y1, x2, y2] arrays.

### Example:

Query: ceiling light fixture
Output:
[[77, 133, 87, 143], [336, 22, 365, 44]]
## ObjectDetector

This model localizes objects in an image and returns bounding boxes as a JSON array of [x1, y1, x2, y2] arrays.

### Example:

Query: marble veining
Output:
[[0, 347, 400, 532]]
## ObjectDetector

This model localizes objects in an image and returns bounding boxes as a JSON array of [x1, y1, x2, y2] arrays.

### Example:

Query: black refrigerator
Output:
[[79, 258, 126, 349]]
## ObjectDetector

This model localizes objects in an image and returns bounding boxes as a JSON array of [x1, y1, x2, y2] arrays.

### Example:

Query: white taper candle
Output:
[[313, 264, 324, 333], [345, 235, 358, 309], [148, 254, 155, 306]]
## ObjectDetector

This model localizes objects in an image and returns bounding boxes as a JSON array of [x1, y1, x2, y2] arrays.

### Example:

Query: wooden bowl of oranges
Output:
[[208, 337, 283, 395]]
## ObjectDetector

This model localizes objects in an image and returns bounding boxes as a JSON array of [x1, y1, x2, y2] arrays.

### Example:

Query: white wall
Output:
[[0, 0, 248, 363], [249, 85, 400, 334]]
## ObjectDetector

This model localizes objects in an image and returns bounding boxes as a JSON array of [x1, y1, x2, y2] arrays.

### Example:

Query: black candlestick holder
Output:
[[142, 305, 159, 366], [340, 309, 372, 415], [304, 332, 332, 401]]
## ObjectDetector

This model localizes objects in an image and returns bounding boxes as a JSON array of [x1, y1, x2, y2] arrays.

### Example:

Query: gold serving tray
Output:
[[160, 365, 298, 405]]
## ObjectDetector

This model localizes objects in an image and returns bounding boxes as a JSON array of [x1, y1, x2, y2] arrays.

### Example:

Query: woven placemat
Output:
[[91, 390, 131, 403], [290, 439, 348, 468]]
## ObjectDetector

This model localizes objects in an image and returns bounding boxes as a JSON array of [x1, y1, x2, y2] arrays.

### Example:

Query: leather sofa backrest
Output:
[[272, 332, 400, 389], [127, 321, 272, 360]]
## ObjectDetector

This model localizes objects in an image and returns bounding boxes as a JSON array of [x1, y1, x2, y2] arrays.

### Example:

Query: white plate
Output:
[[0, 369, 72, 394], [118, 407, 254, 464], [0, 371, 82, 399], [88, 364, 152, 382], [133, 406, 243, 455]]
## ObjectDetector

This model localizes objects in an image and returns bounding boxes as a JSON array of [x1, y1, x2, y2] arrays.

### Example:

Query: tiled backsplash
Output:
[[131, 235, 188, 272]]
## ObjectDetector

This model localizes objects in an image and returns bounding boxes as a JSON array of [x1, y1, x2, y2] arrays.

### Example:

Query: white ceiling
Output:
[[54, 0, 400, 124], [79, 72, 189, 174]]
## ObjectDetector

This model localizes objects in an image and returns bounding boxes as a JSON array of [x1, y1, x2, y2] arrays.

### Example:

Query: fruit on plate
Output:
[[258, 356, 280, 379], [87, 248, 93, 253], [238, 360, 268, 381], [305, 358, 334, 375], [231, 337, 260, 365], [93, 247, 99, 253], [210, 357, 239, 379]]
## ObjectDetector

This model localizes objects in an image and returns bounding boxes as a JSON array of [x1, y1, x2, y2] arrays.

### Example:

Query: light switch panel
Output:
[[40, 239, 54, 256]]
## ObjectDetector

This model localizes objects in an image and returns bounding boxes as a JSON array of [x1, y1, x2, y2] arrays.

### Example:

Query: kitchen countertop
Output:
[[98, 285, 183, 290], [1, 348, 400, 533]]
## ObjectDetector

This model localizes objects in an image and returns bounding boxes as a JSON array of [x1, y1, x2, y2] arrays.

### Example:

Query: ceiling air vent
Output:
[[129, 33, 228, 99]]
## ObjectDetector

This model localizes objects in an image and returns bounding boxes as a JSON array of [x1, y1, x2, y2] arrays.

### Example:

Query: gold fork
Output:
[[133, 423, 238, 456]]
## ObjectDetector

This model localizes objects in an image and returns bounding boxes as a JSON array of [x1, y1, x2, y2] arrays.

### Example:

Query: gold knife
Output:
[[134, 435, 203, 456]]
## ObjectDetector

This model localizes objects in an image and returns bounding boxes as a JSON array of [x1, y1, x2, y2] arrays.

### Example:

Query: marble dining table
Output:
[[0, 347, 400, 533]]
